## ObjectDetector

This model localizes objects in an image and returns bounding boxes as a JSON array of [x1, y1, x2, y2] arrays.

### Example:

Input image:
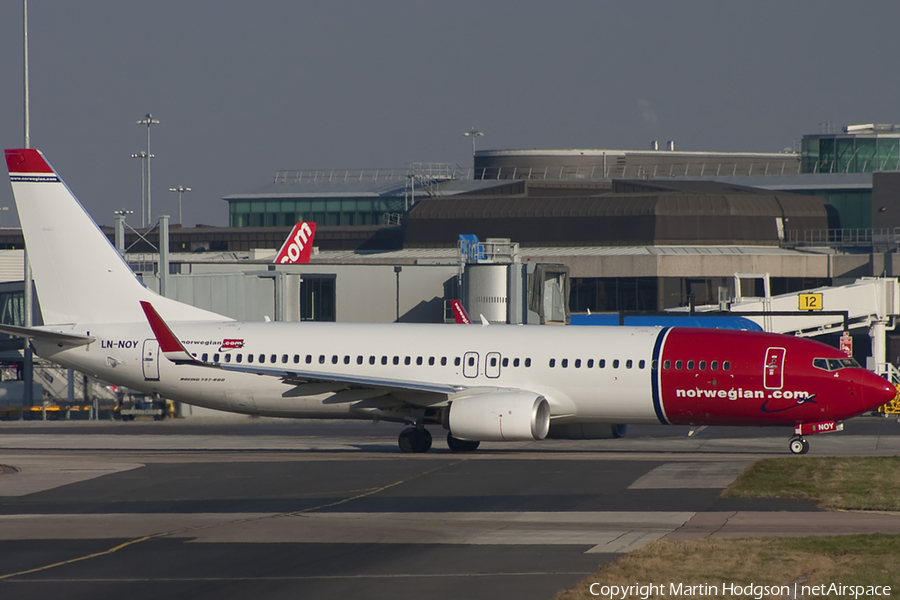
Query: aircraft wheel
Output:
[[789, 437, 809, 455], [398, 427, 432, 453], [447, 434, 480, 452]]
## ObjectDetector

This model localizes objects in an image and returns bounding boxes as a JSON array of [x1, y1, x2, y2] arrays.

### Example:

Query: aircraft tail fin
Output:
[[274, 222, 316, 264], [5, 149, 226, 325], [450, 299, 472, 325]]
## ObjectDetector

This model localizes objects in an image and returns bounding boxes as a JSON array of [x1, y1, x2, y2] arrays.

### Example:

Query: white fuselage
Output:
[[35, 321, 664, 424]]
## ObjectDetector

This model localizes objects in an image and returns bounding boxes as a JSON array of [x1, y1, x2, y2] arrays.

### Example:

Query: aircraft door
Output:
[[763, 347, 785, 390], [142, 339, 160, 381], [463, 351, 479, 378], [485, 352, 501, 378]]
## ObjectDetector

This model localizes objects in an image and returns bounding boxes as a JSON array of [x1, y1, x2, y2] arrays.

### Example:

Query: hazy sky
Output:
[[1, 1, 898, 228]]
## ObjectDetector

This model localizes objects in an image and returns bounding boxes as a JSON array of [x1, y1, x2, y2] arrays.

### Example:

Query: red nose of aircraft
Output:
[[860, 372, 898, 414]]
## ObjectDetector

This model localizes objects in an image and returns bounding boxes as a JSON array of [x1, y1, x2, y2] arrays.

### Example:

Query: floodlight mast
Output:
[[168, 186, 191, 225], [463, 127, 484, 155], [136, 114, 160, 226]]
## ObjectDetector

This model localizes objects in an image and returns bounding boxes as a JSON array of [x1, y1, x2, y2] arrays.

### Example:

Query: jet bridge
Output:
[[678, 276, 900, 383]]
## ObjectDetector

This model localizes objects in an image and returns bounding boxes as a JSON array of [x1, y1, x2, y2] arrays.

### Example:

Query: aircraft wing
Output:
[[0, 324, 95, 347], [139, 301, 467, 397]]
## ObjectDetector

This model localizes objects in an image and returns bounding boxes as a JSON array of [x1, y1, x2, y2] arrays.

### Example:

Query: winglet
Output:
[[140, 301, 201, 364]]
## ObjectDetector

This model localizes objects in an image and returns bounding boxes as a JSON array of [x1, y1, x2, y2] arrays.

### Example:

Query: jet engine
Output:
[[547, 423, 628, 439], [442, 393, 550, 441]]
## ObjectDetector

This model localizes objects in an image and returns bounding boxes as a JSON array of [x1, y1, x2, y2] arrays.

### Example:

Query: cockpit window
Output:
[[813, 357, 861, 371]]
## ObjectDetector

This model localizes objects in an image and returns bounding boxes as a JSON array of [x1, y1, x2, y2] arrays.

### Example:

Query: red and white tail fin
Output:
[[274, 222, 316, 264], [5, 148, 227, 325], [450, 299, 472, 324]]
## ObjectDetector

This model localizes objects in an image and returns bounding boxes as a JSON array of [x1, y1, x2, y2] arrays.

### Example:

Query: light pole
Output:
[[463, 127, 484, 155], [136, 113, 159, 226], [113, 209, 133, 254], [131, 152, 152, 227], [168, 186, 191, 225]]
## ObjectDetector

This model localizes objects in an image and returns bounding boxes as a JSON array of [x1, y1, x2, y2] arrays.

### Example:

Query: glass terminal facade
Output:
[[229, 198, 406, 228], [801, 129, 900, 174]]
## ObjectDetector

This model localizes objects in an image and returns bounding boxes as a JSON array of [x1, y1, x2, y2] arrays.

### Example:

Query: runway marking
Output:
[[0, 459, 465, 582], [628, 461, 750, 489]]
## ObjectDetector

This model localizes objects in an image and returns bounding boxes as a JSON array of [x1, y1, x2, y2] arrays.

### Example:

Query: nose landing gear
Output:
[[789, 436, 810, 455]]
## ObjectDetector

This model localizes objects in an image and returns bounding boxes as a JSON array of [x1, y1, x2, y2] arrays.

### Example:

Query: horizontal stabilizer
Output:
[[0, 324, 94, 347]]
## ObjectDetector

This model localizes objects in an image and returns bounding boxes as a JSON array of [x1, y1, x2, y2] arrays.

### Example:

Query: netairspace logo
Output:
[[588, 582, 892, 599]]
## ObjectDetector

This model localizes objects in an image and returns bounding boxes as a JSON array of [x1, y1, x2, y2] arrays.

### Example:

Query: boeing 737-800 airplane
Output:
[[4, 149, 896, 454]]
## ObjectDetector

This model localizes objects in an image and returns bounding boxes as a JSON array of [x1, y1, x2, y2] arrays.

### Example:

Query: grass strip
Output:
[[722, 457, 900, 511], [554, 535, 900, 599]]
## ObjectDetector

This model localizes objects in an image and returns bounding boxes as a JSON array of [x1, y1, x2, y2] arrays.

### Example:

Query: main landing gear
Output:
[[789, 436, 810, 455], [397, 428, 482, 453], [398, 427, 432, 453]]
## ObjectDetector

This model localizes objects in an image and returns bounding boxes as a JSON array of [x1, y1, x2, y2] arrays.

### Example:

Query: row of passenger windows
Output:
[[662, 359, 731, 371], [548, 358, 647, 370], [195, 352, 733, 373], [198, 352, 534, 368]]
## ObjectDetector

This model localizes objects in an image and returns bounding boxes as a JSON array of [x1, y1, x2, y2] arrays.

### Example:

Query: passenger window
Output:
[[502, 358, 508, 367], [319, 355, 325, 364], [490, 357, 497, 367], [561, 359, 568, 368], [587, 359, 593, 368], [416, 357, 423, 366], [382, 356, 388, 365], [664, 360, 671, 369], [723, 361, 730, 371], [513, 358, 520, 367], [687, 360, 694, 370], [248, 354, 254, 363], [549, 359, 556, 368], [454, 357, 461, 366], [675, 360, 683, 370], [428, 357, 435, 366], [271, 354, 277, 363], [613, 359, 620, 369], [305, 354, 312, 364], [699, 361, 706, 370], [237, 354, 243, 363], [393, 356, 400, 365], [213, 353, 220, 362], [343, 356, 349, 365], [575, 359, 581, 368], [357, 356, 363, 365], [282, 354, 288, 363], [224, 354, 231, 363], [369, 356, 376, 365], [626, 359, 633, 369], [332, 355, 338, 364], [639, 359, 646, 369], [442, 357, 448, 366], [599, 359, 606, 368], [524, 358, 531, 367], [467, 356, 475, 367], [256, 355, 264, 364], [201, 353, 208, 362], [404, 356, 411, 365], [711, 360, 718, 371]]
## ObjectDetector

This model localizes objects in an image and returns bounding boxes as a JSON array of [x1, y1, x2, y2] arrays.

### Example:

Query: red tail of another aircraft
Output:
[[450, 300, 472, 324], [274, 222, 316, 264]]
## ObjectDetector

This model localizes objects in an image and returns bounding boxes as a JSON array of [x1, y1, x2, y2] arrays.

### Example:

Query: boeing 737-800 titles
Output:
[[4, 149, 896, 454]]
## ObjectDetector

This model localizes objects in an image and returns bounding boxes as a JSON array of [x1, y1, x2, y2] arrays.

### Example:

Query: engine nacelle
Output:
[[547, 423, 628, 439], [443, 392, 551, 442]]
